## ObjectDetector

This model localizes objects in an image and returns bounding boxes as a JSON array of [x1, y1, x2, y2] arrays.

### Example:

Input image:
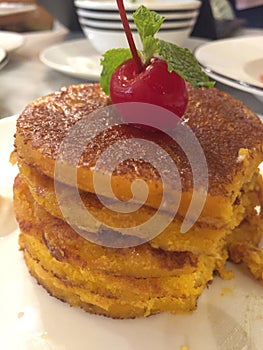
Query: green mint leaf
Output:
[[158, 40, 215, 89], [133, 5, 165, 42], [100, 48, 132, 95], [142, 36, 159, 64]]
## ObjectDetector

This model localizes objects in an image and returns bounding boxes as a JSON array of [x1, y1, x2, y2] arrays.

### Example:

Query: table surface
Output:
[[0, 26, 262, 119]]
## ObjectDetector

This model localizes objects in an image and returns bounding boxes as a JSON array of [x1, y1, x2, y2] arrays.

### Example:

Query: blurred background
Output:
[[0, 0, 262, 37], [0, 0, 54, 31], [0, 1, 262, 122]]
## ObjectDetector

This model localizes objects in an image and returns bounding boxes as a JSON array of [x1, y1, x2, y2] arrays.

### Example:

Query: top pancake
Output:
[[14, 83, 263, 212]]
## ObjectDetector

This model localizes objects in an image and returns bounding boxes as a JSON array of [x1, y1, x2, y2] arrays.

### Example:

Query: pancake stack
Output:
[[13, 83, 263, 318]]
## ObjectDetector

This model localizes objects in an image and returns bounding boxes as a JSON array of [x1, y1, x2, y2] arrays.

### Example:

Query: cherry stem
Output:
[[117, 0, 144, 73]]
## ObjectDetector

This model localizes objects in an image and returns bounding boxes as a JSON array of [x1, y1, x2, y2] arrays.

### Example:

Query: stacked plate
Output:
[[74, 0, 201, 53]]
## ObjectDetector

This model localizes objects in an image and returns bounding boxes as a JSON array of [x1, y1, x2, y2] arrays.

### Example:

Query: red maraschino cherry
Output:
[[110, 57, 188, 118], [109, 0, 188, 130]]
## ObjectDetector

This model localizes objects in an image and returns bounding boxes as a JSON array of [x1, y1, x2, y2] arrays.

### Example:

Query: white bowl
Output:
[[76, 8, 199, 20], [75, 0, 201, 11], [75, 0, 200, 53], [81, 26, 194, 53], [78, 16, 197, 30]]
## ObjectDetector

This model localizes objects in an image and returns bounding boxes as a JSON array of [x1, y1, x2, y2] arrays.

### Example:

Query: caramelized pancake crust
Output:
[[15, 83, 263, 198]]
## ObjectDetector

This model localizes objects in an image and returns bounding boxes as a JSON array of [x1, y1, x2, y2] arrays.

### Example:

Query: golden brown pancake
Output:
[[23, 249, 200, 318], [18, 159, 232, 259], [15, 176, 216, 318], [12, 83, 263, 318], [14, 175, 263, 320], [227, 214, 263, 280], [14, 84, 263, 227], [14, 175, 215, 279]]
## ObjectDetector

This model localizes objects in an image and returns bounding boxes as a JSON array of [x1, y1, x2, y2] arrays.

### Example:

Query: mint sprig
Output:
[[100, 5, 214, 94], [158, 40, 214, 88], [133, 5, 165, 42]]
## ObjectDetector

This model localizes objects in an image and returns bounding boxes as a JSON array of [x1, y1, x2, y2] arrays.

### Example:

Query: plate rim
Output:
[[0, 2, 36, 17], [194, 35, 263, 97], [0, 31, 24, 52], [74, 0, 201, 11], [201, 66, 263, 97], [39, 38, 101, 81], [0, 47, 8, 71]]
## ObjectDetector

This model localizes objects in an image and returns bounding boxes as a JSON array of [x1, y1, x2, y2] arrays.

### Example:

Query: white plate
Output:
[[74, 0, 201, 11], [0, 47, 8, 71], [0, 115, 263, 350], [0, 31, 24, 52], [39, 39, 102, 80], [195, 36, 263, 97], [0, 47, 6, 62], [78, 16, 195, 30], [76, 8, 199, 20], [0, 2, 36, 17]]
